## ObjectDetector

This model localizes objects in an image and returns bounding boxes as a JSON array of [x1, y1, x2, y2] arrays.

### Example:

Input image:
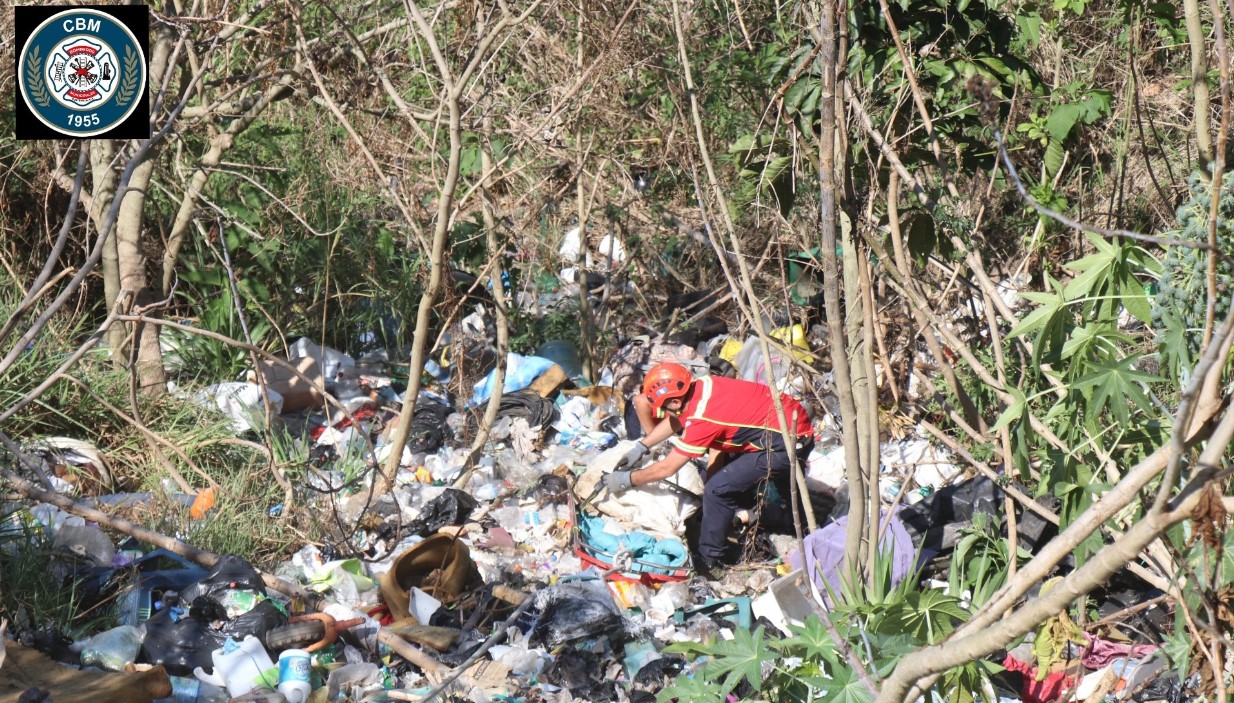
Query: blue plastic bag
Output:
[[468, 353, 557, 406]]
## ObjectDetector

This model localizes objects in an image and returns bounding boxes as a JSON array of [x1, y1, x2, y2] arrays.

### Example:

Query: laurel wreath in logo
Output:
[[25, 46, 52, 108], [115, 46, 139, 107]]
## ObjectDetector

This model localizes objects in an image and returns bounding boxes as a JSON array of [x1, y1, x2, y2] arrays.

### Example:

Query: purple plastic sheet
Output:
[[788, 511, 916, 602]]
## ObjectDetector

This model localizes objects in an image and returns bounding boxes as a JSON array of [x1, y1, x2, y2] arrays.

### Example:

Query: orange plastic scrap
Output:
[[189, 487, 217, 519]]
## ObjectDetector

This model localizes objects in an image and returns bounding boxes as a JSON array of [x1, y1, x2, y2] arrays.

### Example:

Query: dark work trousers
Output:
[[698, 437, 813, 561], [623, 397, 644, 439]]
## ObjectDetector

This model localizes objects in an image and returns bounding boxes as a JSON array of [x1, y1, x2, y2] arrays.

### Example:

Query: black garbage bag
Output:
[[541, 650, 621, 702], [1132, 673, 1182, 703], [179, 554, 266, 601], [409, 398, 452, 453], [529, 581, 624, 648], [407, 488, 478, 537], [527, 474, 571, 504], [141, 597, 287, 676], [633, 654, 687, 693], [900, 476, 1057, 554], [495, 390, 557, 428], [140, 554, 287, 676]]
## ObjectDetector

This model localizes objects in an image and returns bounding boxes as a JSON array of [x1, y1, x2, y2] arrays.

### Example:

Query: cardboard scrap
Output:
[[0, 642, 171, 703]]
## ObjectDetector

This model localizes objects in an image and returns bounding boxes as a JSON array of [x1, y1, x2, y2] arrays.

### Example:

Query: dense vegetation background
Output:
[[3, 0, 1234, 701]]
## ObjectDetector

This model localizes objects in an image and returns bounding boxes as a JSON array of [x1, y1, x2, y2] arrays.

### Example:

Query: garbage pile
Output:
[[0, 292, 1176, 703]]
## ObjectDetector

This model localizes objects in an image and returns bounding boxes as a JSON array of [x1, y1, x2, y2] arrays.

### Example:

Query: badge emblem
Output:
[[18, 9, 145, 137]]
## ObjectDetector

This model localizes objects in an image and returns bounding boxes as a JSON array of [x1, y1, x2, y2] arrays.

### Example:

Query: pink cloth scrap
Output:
[[1081, 635, 1158, 669]]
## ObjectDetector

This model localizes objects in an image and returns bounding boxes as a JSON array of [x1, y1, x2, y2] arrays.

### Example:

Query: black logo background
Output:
[[14, 5, 150, 140]]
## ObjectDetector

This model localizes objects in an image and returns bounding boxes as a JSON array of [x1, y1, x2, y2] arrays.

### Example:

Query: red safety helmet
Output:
[[642, 362, 693, 411]]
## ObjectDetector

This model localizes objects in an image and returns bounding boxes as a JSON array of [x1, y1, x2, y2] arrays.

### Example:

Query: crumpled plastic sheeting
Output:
[[878, 438, 958, 490], [406, 489, 478, 537], [192, 382, 284, 433], [494, 390, 557, 428], [573, 441, 702, 538], [1003, 653, 1079, 703], [529, 580, 626, 648], [470, 353, 556, 406], [788, 511, 916, 602], [577, 514, 688, 574], [1081, 635, 1159, 670]]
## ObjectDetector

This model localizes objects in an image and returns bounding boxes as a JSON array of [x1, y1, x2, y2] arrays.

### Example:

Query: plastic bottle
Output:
[[277, 649, 312, 703], [77, 625, 144, 671], [153, 676, 229, 703]]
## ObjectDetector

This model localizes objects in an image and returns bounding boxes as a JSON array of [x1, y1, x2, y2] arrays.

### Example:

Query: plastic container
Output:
[[277, 649, 312, 703], [115, 549, 209, 626], [193, 635, 276, 698]]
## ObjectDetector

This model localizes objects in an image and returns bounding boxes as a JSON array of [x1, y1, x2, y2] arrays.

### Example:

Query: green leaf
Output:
[[817, 666, 876, 703], [779, 615, 840, 665], [990, 387, 1026, 432], [1071, 354, 1163, 425], [976, 56, 1012, 80], [695, 626, 778, 695], [1017, 13, 1043, 48], [1045, 103, 1086, 141], [1008, 278, 1068, 340], [1060, 323, 1130, 363], [799, 83, 821, 116]]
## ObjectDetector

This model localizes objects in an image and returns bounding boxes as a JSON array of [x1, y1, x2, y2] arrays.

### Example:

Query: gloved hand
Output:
[[602, 469, 635, 494], [616, 441, 649, 468]]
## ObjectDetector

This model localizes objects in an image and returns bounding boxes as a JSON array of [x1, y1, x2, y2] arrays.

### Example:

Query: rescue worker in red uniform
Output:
[[602, 362, 814, 572]]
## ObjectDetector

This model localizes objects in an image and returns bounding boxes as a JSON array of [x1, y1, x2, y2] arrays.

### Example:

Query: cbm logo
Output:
[[15, 6, 149, 139]]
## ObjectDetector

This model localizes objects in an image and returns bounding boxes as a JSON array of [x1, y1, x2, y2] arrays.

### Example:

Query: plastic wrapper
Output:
[[541, 650, 620, 701], [406, 489, 478, 537], [527, 474, 570, 504], [325, 662, 380, 701], [494, 390, 557, 428]]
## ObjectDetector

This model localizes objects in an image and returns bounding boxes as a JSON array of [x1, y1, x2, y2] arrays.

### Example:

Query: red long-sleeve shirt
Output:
[[669, 376, 813, 458]]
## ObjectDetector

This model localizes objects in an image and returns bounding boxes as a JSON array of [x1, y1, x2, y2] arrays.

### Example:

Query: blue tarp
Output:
[[469, 353, 557, 407]]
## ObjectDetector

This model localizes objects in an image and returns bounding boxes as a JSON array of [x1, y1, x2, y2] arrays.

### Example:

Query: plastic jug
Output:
[[192, 636, 276, 698]]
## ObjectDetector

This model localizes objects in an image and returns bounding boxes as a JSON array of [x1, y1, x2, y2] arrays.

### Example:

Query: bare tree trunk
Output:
[[106, 23, 175, 396], [115, 147, 167, 395], [817, 0, 866, 574], [90, 141, 124, 356], [455, 115, 510, 486], [1186, 0, 1214, 164]]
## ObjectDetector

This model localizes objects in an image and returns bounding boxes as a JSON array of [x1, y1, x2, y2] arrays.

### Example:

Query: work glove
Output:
[[602, 469, 635, 494], [615, 441, 649, 469]]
